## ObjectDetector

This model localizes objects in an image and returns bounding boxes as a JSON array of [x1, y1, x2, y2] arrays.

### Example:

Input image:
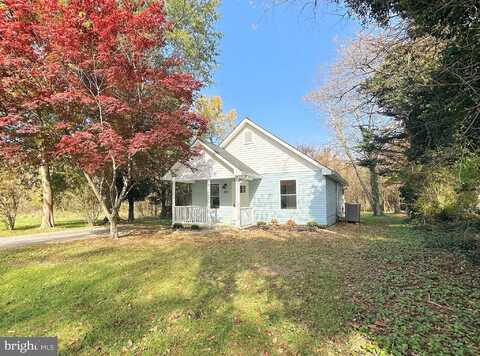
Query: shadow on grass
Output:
[[0, 232, 356, 354], [0, 215, 478, 355]]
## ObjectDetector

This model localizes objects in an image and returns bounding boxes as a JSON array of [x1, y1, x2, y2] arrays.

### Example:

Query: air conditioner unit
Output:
[[345, 203, 361, 223]]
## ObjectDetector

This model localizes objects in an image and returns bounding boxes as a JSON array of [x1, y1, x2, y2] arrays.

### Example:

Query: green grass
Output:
[[0, 212, 171, 238], [0, 212, 88, 237], [0, 215, 479, 355], [126, 216, 172, 228]]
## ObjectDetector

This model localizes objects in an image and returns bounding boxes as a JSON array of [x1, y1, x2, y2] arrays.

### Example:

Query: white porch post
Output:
[[172, 179, 176, 224], [235, 176, 241, 227], [207, 178, 211, 226]]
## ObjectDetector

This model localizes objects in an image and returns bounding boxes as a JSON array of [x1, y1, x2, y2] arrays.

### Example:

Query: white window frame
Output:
[[280, 180, 297, 210]]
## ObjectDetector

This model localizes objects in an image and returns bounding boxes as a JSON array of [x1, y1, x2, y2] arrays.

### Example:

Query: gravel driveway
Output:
[[0, 227, 109, 249]]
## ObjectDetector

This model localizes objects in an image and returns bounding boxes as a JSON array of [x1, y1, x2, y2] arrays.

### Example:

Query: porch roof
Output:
[[163, 140, 259, 182]]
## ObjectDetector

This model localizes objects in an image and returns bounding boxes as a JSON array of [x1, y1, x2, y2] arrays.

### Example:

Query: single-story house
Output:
[[164, 118, 347, 227]]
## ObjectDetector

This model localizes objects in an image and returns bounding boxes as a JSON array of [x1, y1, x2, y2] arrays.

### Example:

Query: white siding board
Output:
[[223, 125, 318, 174], [192, 181, 207, 206], [325, 177, 338, 225], [251, 171, 328, 225]]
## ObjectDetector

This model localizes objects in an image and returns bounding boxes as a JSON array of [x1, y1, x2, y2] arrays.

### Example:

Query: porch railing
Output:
[[173, 206, 254, 227], [173, 206, 211, 225], [240, 207, 255, 227]]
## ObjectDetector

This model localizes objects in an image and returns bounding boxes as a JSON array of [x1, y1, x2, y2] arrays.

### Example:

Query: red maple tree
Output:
[[0, 0, 75, 228], [1, 0, 206, 237]]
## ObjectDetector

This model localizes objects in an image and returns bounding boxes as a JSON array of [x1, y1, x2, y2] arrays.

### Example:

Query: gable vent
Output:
[[244, 131, 253, 144]]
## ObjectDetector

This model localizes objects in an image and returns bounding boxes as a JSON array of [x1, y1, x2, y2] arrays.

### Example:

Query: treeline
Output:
[[306, 0, 480, 224]]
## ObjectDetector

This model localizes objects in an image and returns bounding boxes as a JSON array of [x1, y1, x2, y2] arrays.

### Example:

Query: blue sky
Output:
[[203, 0, 361, 147]]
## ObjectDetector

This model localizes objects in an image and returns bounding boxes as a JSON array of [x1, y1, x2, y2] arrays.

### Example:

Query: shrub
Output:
[[286, 219, 296, 227], [172, 223, 183, 229], [0, 165, 33, 230], [190, 224, 200, 230], [306, 221, 327, 229], [0, 174, 20, 230], [256, 221, 267, 226], [65, 183, 101, 226], [405, 155, 480, 224], [414, 167, 457, 222]]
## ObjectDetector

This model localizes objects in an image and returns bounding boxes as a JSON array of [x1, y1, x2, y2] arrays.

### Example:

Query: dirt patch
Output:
[[251, 264, 304, 277]]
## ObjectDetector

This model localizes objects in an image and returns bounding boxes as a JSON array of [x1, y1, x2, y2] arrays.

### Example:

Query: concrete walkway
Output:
[[0, 227, 110, 250]]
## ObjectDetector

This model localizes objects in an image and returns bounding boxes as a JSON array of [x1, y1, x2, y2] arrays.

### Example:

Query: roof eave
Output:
[[326, 173, 348, 186]]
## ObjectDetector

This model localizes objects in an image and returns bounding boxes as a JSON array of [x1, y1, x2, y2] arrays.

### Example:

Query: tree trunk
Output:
[[39, 164, 55, 229], [83, 172, 119, 239], [6, 216, 15, 230], [394, 199, 402, 214], [128, 196, 135, 222], [332, 121, 378, 212], [369, 166, 383, 216], [109, 216, 119, 239], [160, 183, 168, 218]]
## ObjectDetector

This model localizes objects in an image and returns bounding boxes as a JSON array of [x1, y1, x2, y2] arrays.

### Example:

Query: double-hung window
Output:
[[210, 183, 220, 209], [280, 180, 297, 209]]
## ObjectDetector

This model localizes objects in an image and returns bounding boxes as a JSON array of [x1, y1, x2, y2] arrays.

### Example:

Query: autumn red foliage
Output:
[[0, 0, 206, 237]]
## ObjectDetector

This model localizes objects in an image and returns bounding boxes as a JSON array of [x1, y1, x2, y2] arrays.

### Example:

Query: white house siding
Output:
[[191, 180, 207, 206], [223, 125, 317, 174], [325, 177, 338, 225], [240, 180, 250, 207], [250, 170, 328, 225]]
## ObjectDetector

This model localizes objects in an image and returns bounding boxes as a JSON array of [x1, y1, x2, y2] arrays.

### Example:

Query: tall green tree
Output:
[[313, 0, 480, 153], [164, 0, 221, 83], [296, 0, 480, 220]]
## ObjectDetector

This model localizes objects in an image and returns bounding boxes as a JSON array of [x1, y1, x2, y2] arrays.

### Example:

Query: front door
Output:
[[240, 182, 249, 207], [210, 183, 220, 209]]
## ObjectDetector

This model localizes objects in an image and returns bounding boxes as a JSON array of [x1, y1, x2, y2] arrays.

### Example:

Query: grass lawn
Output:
[[0, 212, 87, 237], [0, 215, 479, 355], [0, 213, 170, 238]]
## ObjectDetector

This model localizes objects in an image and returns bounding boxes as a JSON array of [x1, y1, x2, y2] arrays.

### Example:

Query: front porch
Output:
[[172, 177, 257, 228], [164, 139, 261, 228], [173, 206, 255, 227]]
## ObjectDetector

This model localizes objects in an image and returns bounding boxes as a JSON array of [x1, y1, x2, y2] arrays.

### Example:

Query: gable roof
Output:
[[220, 118, 347, 185], [198, 140, 259, 177], [164, 139, 259, 181]]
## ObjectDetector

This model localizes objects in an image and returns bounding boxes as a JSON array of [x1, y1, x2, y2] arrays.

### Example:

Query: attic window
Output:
[[244, 131, 253, 144]]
